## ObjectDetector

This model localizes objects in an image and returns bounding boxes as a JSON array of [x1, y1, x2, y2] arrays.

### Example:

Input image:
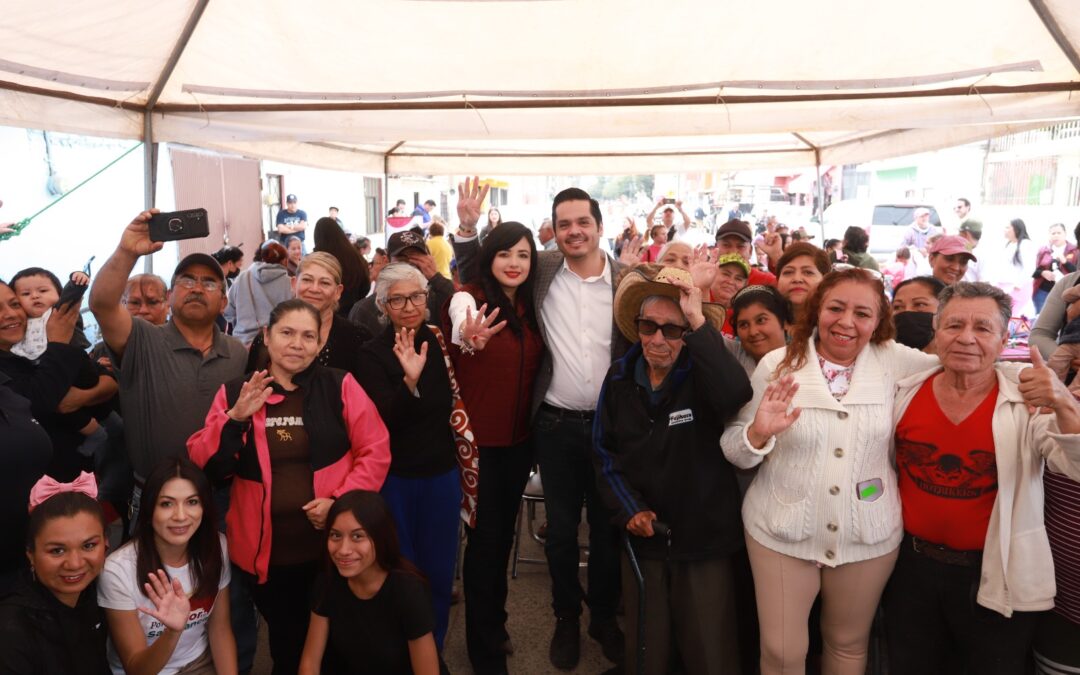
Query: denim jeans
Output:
[[214, 486, 259, 674], [533, 405, 620, 621], [1034, 286, 1051, 315]]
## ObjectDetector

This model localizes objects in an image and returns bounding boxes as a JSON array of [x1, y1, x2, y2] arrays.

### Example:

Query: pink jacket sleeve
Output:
[[335, 373, 392, 496], [186, 384, 242, 479]]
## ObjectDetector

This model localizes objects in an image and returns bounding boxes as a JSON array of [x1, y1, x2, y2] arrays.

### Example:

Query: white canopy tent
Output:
[[2, 0, 1079, 186]]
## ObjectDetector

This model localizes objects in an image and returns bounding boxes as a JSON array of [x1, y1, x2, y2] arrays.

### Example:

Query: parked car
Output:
[[822, 200, 942, 255]]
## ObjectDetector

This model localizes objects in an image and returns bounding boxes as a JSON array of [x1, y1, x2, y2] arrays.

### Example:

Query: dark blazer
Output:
[[454, 236, 629, 417]]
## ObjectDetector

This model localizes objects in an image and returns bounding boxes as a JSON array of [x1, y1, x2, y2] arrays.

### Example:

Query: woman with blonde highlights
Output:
[[247, 252, 371, 375]]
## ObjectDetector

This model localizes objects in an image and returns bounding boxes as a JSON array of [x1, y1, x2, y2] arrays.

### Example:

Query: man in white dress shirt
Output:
[[454, 184, 628, 671]]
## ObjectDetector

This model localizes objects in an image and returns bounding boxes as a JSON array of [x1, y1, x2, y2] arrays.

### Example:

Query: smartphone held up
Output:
[[148, 208, 210, 242]]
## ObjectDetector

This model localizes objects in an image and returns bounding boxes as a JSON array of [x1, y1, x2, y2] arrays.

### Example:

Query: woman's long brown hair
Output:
[[775, 268, 895, 377]]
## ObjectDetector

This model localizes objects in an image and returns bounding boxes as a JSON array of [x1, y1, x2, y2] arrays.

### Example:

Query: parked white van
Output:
[[821, 200, 943, 256]]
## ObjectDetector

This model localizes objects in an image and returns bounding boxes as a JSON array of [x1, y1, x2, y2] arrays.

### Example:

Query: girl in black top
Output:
[[299, 490, 438, 675], [0, 475, 110, 675]]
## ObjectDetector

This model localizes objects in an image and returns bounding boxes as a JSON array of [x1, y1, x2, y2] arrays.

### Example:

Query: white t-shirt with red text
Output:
[[97, 534, 230, 675]]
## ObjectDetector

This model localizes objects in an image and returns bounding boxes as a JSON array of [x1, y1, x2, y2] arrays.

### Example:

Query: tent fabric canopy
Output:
[[2, 0, 1079, 174]]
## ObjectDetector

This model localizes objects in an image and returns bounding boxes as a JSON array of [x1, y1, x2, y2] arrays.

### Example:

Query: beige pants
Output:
[[174, 648, 216, 675], [745, 534, 898, 675]]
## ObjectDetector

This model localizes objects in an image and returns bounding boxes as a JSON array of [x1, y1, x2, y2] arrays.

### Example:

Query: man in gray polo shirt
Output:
[[90, 210, 247, 488]]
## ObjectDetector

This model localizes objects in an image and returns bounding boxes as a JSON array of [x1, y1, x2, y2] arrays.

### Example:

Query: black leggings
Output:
[[246, 560, 319, 675]]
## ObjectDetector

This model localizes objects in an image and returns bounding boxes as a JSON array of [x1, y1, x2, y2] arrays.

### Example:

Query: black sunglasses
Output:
[[636, 318, 689, 340]]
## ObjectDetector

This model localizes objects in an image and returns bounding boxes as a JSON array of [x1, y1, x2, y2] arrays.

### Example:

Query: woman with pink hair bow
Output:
[[0, 471, 111, 674]]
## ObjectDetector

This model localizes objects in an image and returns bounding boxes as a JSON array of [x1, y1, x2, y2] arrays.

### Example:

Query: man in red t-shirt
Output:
[[885, 282, 1080, 675]]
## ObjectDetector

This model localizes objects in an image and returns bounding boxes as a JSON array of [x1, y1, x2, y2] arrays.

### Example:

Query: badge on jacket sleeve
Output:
[[668, 409, 694, 426]]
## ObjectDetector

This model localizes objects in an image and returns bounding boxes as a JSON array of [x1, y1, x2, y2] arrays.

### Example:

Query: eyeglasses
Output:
[[385, 291, 428, 310], [175, 276, 221, 292], [636, 318, 689, 340]]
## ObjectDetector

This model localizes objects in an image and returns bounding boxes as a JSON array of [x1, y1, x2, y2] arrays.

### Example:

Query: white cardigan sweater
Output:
[[721, 339, 936, 566], [894, 364, 1080, 617]]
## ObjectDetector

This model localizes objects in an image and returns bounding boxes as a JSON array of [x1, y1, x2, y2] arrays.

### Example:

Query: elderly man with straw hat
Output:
[[593, 265, 753, 674]]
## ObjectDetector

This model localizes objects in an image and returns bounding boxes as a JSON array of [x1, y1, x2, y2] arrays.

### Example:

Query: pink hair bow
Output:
[[28, 471, 98, 512]]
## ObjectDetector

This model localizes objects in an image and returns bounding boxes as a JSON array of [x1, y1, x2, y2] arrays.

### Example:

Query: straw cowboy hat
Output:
[[614, 265, 727, 342]]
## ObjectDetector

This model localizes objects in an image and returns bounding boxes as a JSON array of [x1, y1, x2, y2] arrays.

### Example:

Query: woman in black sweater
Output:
[[355, 262, 461, 653]]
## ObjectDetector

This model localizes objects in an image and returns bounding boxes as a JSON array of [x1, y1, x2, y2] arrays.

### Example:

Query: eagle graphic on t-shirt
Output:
[[895, 438, 998, 499]]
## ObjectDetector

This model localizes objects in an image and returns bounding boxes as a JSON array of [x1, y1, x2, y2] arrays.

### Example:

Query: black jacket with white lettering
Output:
[[593, 323, 752, 560]]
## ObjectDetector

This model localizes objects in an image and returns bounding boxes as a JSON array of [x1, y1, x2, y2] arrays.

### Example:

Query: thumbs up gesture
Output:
[[1019, 348, 1076, 416]]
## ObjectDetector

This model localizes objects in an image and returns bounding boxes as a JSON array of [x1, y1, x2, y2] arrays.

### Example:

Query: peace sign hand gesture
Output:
[[747, 375, 801, 449], [461, 303, 508, 352], [393, 327, 429, 392], [138, 570, 190, 633]]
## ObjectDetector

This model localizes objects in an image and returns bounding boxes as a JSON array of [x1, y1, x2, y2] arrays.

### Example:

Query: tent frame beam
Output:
[[390, 148, 808, 159], [2, 79, 1078, 115], [146, 81, 1080, 113], [1028, 0, 1080, 75]]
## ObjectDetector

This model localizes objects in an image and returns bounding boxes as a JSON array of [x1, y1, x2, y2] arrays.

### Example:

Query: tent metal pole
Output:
[[814, 149, 824, 237], [143, 112, 156, 273], [383, 154, 389, 235], [382, 141, 405, 235], [140, 0, 208, 273]]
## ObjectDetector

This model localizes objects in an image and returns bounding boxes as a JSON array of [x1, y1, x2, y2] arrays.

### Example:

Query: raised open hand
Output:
[[747, 375, 801, 448], [456, 176, 490, 231], [618, 235, 644, 267], [138, 570, 190, 633], [228, 370, 274, 422], [759, 232, 783, 264], [393, 327, 429, 390], [461, 304, 508, 352], [690, 257, 718, 291]]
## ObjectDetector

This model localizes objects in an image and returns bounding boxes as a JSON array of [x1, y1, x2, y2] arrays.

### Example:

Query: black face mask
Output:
[[894, 311, 935, 350], [226, 269, 240, 280]]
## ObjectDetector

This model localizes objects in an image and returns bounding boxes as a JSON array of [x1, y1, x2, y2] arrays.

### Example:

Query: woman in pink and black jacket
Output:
[[188, 299, 390, 675]]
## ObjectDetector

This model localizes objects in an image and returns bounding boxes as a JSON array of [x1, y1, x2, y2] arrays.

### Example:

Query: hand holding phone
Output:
[[149, 208, 210, 242]]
